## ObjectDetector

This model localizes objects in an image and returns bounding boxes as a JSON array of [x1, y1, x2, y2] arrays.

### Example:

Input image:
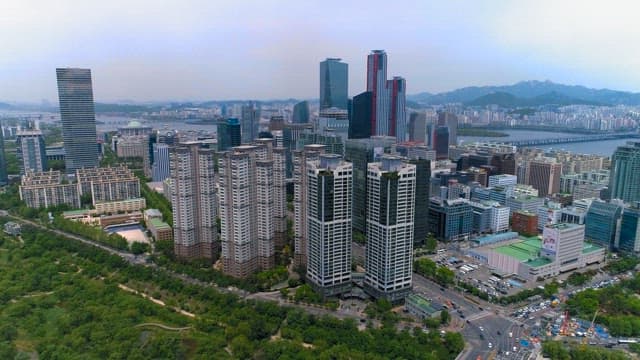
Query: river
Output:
[[459, 130, 632, 157]]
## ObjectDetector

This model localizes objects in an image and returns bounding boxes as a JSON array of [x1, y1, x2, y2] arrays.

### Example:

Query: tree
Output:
[[130, 242, 149, 255], [440, 309, 450, 325], [435, 266, 455, 286], [425, 234, 438, 254], [542, 341, 570, 360]]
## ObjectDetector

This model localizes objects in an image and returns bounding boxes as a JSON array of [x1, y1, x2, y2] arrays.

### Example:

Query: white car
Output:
[[488, 343, 493, 349], [509, 332, 513, 338], [479, 326, 484, 332]]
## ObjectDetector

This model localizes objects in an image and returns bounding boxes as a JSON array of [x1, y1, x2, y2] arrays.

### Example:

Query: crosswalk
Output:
[[466, 311, 492, 322]]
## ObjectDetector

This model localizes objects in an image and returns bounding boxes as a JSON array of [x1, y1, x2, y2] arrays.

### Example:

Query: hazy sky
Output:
[[2, 0, 639, 102]]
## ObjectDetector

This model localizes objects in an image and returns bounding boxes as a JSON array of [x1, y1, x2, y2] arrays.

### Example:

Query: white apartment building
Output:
[[365, 155, 416, 303], [306, 154, 353, 297]]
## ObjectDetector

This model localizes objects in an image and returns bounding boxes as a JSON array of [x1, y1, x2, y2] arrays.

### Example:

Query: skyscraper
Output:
[[152, 143, 170, 182], [306, 154, 353, 297], [169, 142, 217, 261], [293, 144, 326, 268], [56, 68, 99, 172], [345, 136, 396, 234], [365, 155, 416, 303], [527, 159, 562, 197], [367, 50, 389, 136], [320, 58, 348, 110], [292, 100, 310, 124], [408, 158, 431, 246], [387, 76, 407, 141], [16, 128, 47, 173], [241, 102, 260, 144], [349, 92, 373, 139], [434, 126, 449, 160], [438, 112, 458, 146], [219, 141, 282, 277], [609, 141, 640, 203], [408, 112, 427, 143], [217, 118, 241, 152]]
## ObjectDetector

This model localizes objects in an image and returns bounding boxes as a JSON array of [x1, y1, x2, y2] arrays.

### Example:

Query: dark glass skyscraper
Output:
[[292, 101, 310, 124], [320, 58, 348, 110], [585, 200, 623, 250], [348, 91, 372, 139], [609, 141, 640, 203], [434, 126, 450, 160], [241, 102, 260, 144], [387, 76, 407, 141], [56, 68, 99, 172], [619, 203, 640, 253], [217, 118, 241, 151]]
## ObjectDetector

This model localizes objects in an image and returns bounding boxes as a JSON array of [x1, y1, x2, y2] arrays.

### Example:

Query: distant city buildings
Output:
[[240, 102, 260, 144], [56, 68, 99, 172]]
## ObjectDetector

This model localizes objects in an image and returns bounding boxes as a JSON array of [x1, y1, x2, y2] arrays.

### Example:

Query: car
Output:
[[460, 314, 465, 319], [466, 320, 470, 324], [440, 287, 445, 292], [509, 332, 513, 338], [479, 326, 484, 332], [488, 343, 493, 349], [478, 306, 483, 311], [497, 331, 501, 335]]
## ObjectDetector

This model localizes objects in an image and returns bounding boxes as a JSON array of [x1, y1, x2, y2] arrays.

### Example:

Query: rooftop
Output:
[[149, 218, 171, 230], [406, 294, 441, 314]]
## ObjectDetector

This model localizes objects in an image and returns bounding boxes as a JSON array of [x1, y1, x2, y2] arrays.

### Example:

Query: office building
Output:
[[585, 200, 623, 250], [118, 120, 152, 137], [170, 143, 217, 261], [283, 123, 314, 177], [505, 195, 545, 216], [269, 115, 285, 132], [409, 112, 427, 143], [434, 126, 449, 160], [367, 50, 389, 136], [387, 76, 407, 141], [429, 198, 473, 241], [292, 144, 326, 268], [241, 102, 260, 144], [16, 128, 47, 173], [217, 118, 241, 151], [365, 156, 416, 302], [320, 58, 348, 110], [488, 174, 517, 188], [56, 68, 99, 172], [292, 100, 310, 124], [437, 111, 458, 146], [609, 141, 640, 203], [527, 158, 562, 197], [408, 158, 431, 245], [348, 91, 373, 139], [306, 154, 352, 297], [344, 136, 396, 234], [152, 143, 171, 182], [537, 202, 562, 231], [512, 211, 538, 236], [296, 132, 344, 156], [19, 170, 80, 208], [619, 203, 640, 253]]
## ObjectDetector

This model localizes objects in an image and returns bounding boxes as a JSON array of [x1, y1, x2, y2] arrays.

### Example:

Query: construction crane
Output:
[[560, 310, 571, 336]]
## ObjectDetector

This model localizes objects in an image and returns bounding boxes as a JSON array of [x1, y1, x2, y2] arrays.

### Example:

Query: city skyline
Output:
[[3, 1, 640, 102]]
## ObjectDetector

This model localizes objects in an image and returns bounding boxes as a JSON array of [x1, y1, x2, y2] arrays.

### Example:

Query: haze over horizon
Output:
[[2, 0, 640, 102]]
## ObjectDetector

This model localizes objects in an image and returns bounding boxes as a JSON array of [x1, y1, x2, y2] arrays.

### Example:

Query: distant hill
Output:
[[409, 80, 640, 106], [464, 91, 604, 107], [0, 102, 12, 110]]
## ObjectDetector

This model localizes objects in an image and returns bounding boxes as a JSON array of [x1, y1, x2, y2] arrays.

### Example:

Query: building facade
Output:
[[609, 141, 640, 203], [306, 154, 353, 297], [365, 156, 416, 302], [16, 129, 47, 173], [56, 68, 99, 172], [585, 200, 623, 250], [320, 58, 348, 110], [169, 143, 217, 261]]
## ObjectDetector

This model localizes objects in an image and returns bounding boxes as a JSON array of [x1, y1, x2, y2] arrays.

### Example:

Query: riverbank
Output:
[[457, 128, 508, 137]]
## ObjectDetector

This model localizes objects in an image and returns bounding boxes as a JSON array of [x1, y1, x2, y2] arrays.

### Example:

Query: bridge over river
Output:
[[506, 132, 640, 147]]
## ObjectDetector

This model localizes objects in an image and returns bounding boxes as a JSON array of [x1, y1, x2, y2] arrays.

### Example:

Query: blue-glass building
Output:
[[320, 58, 348, 110], [585, 200, 623, 250], [619, 203, 640, 253]]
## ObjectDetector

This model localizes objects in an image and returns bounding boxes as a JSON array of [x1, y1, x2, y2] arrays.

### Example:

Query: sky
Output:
[[2, 0, 640, 102]]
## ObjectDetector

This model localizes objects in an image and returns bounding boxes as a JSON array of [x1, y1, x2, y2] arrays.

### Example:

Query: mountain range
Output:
[[408, 80, 640, 106]]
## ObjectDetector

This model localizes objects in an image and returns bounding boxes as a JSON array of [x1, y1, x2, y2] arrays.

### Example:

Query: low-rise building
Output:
[[405, 293, 444, 319], [148, 218, 173, 242], [94, 198, 146, 215], [3, 222, 21, 236]]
